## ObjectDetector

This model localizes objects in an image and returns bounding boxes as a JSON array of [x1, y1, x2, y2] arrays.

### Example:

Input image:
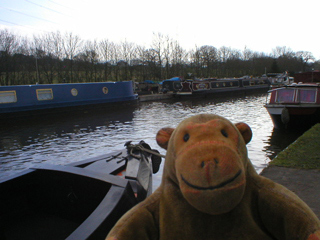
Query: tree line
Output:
[[0, 29, 318, 86]]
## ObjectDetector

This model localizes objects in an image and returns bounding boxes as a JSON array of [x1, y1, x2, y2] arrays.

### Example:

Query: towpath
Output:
[[260, 124, 320, 218]]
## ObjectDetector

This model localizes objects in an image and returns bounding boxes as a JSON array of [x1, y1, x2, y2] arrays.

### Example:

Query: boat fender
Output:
[[281, 107, 290, 125], [151, 149, 162, 173], [139, 140, 152, 151], [139, 141, 162, 173]]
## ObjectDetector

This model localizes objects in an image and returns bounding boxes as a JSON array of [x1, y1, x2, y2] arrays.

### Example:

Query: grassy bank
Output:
[[270, 123, 320, 169]]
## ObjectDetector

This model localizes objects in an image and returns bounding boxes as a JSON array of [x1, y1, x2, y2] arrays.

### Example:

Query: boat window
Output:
[[0, 91, 17, 104], [276, 88, 295, 103], [71, 88, 78, 96], [37, 89, 53, 101], [298, 89, 316, 103], [102, 87, 109, 94]]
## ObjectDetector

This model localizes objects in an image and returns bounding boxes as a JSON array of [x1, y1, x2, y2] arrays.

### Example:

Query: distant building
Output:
[[294, 71, 320, 83]]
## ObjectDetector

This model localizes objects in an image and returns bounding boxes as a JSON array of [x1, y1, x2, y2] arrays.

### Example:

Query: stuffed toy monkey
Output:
[[106, 114, 320, 240]]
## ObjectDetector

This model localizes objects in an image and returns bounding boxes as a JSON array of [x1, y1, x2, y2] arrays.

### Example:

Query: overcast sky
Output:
[[1, 0, 319, 59]]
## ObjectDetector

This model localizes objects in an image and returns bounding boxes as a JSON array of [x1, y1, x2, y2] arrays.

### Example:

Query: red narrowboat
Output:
[[264, 82, 320, 129]]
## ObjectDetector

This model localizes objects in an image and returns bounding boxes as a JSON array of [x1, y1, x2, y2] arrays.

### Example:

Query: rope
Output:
[[126, 143, 166, 159], [137, 146, 166, 158], [125, 141, 164, 174]]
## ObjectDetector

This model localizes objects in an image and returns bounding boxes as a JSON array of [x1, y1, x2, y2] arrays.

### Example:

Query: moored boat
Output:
[[264, 72, 294, 88], [264, 82, 320, 129], [161, 76, 271, 97], [0, 141, 162, 240], [0, 81, 138, 119]]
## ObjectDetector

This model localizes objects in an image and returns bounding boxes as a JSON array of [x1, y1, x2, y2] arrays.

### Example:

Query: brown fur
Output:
[[106, 114, 320, 240]]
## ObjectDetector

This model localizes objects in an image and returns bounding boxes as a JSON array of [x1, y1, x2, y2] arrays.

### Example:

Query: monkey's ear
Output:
[[235, 122, 252, 144], [156, 128, 174, 150]]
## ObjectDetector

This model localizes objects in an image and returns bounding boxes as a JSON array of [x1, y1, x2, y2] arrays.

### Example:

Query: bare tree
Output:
[[162, 35, 172, 79], [62, 32, 82, 82], [109, 42, 121, 81], [242, 46, 253, 61], [46, 31, 64, 82], [135, 45, 149, 81], [76, 40, 100, 82], [0, 29, 20, 85], [31, 35, 46, 84], [14, 36, 34, 84], [272, 46, 294, 58], [198, 45, 218, 77], [171, 40, 188, 77], [1, 29, 319, 85], [219, 46, 233, 63], [0, 29, 19, 54], [32, 32, 65, 84], [219, 46, 236, 77], [120, 40, 136, 80], [151, 32, 166, 80], [99, 39, 113, 81], [145, 48, 160, 80], [190, 46, 202, 77], [295, 51, 315, 72]]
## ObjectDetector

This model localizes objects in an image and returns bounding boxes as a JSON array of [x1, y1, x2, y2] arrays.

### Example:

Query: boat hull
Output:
[[265, 105, 320, 129], [170, 78, 271, 98], [191, 84, 269, 96]]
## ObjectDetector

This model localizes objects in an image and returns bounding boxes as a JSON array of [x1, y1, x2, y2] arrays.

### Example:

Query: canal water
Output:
[[0, 93, 304, 190]]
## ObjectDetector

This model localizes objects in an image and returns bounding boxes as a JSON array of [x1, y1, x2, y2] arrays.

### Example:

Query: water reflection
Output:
[[0, 93, 301, 190], [0, 106, 136, 177], [263, 128, 305, 160]]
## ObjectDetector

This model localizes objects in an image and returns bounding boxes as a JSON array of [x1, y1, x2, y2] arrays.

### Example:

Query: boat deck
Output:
[[5, 213, 78, 240]]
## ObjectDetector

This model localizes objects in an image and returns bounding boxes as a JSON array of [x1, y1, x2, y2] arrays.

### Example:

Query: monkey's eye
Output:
[[221, 129, 228, 138], [183, 133, 190, 142]]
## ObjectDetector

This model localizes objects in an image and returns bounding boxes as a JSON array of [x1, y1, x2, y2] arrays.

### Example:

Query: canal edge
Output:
[[260, 123, 320, 218]]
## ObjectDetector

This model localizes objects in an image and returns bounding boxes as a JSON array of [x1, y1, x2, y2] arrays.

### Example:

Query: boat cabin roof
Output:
[[287, 82, 320, 88]]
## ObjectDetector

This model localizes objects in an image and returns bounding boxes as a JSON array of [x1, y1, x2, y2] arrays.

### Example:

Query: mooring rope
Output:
[[126, 142, 166, 159]]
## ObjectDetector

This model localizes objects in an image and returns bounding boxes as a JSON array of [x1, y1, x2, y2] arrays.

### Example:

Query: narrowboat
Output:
[[0, 81, 138, 119], [264, 83, 320, 129], [0, 141, 162, 240], [161, 76, 271, 97], [264, 72, 294, 87]]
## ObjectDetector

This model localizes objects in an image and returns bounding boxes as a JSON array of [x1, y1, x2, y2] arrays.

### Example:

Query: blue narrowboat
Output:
[[0, 81, 138, 119]]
